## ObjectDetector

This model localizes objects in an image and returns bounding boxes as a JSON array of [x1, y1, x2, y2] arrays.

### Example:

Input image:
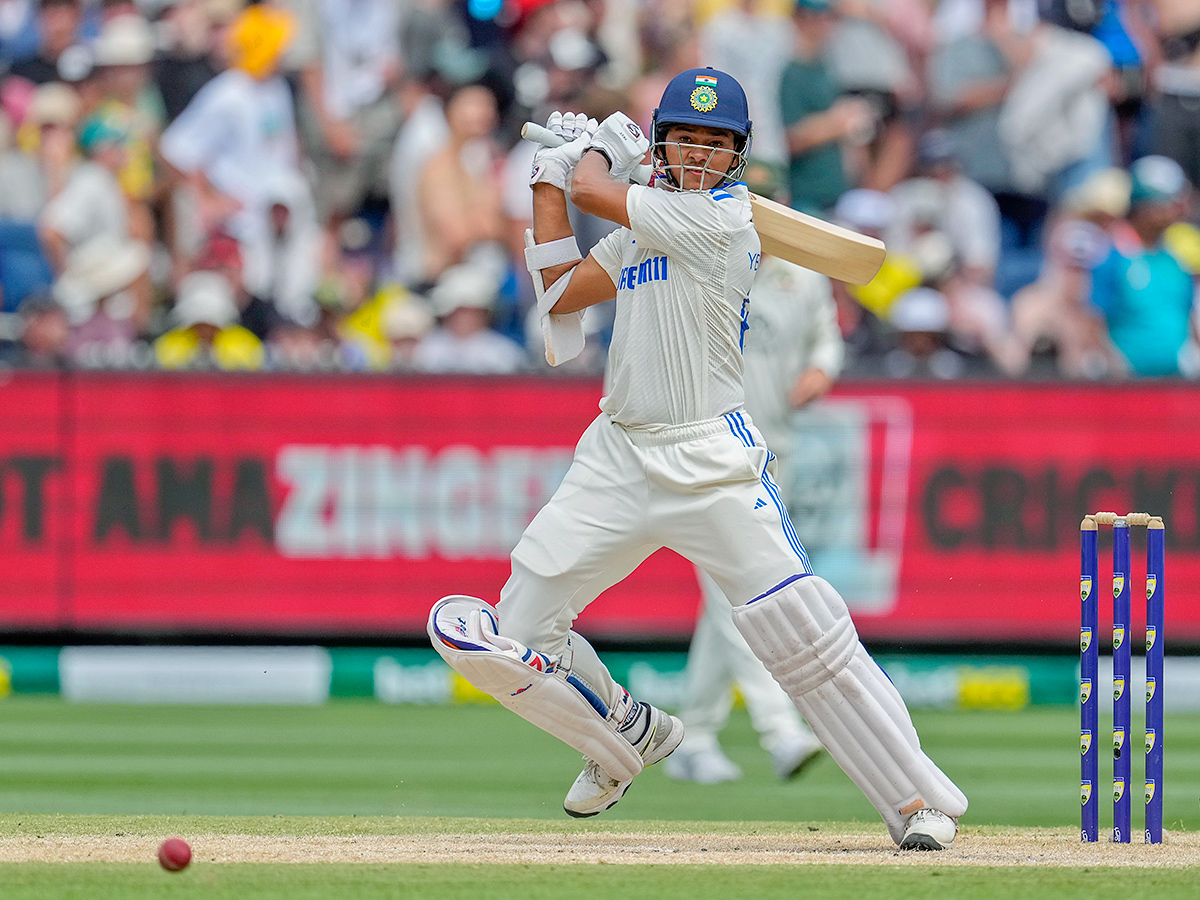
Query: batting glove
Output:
[[530, 111, 598, 192], [587, 112, 650, 183]]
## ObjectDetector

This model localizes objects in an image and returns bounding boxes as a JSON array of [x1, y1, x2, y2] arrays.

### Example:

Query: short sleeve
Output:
[[625, 184, 753, 284], [588, 226, 626, 287]]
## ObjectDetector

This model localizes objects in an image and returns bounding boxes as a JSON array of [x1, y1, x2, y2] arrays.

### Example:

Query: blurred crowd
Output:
[[0, 0, 1197, 378]]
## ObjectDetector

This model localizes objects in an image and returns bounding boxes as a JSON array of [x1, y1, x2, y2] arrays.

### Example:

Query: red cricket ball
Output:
[[158, 837, 192, 871]]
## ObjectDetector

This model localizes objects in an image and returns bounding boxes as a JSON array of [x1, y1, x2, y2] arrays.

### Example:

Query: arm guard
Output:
[[524, 230, 585, 366]]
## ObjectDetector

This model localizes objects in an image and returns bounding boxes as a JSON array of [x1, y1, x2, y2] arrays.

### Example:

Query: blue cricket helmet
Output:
[[651, 67, 753, 187], [652, 67, 752, 147]]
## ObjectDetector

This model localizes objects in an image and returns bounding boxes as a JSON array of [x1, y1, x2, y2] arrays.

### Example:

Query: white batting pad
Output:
[[524, 229, 585, 366], [428, 595, 644, 781], [734, 576, 968, 843]]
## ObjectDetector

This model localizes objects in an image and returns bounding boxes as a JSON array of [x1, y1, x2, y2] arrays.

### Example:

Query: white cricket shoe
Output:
[[898, 808, 958, 851], [769, 732, 824, 781], [663, 744, 743, 784], [563, 704, 683, 817]]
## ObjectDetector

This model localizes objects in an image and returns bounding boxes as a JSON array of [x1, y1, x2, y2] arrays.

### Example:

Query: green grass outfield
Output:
[[2, 696, 1198, 898]]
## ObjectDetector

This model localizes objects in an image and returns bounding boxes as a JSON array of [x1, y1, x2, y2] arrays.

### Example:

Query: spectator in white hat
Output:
[[833, 187, 922, 320], [382, 297, 433, 370], [829, 187, 919, 364], [1006, 167, 1131, 378], [884, 285, 965, 379], [412, 263, 526, 373], [889, 129, 1001, 290], [907, 228, 1014, 375], [54, 232, 149, 366], [154, 269, 264, 369], [92, 12, 165, 203]]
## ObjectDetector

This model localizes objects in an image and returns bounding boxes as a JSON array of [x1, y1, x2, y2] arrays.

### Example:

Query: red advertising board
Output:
[[2, 372, 1198, 645]]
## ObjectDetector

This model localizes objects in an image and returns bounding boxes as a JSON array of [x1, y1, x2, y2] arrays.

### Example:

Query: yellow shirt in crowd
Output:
[[155, 326, 265, 371]]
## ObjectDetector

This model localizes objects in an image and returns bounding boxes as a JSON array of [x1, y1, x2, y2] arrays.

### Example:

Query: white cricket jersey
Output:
[[590, 181, 760, 428]]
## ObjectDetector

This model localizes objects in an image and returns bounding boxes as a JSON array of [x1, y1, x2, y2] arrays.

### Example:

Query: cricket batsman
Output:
[[429, 67, 968, 850]]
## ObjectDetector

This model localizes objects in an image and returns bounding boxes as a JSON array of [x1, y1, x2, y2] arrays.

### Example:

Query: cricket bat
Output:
[[521, 121, 886, 285]]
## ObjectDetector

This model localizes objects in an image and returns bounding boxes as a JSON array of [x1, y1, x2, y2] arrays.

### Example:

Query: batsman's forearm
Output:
[[532, 184, 578, 287], [570, 152, 633, 228]]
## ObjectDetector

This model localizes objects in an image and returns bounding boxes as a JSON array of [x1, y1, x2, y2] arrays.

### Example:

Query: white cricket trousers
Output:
[[497, 410, 812, 711], [679, 568, 812, 754]]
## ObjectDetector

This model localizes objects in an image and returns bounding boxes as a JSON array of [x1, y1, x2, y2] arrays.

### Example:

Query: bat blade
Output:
[[748, 192, 886, 285], [521, 121, 886, 285]]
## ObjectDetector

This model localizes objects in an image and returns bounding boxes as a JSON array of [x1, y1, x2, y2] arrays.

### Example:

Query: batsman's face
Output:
[[662, 125, 738, 191]]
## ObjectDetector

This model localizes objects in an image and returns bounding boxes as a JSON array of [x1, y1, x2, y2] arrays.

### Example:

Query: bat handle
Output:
[[520, 120, 653, 186], [521, 121, 565, 148]]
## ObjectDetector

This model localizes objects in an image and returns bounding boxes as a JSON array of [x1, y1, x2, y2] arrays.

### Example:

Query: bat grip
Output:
[[521, 121, 565, 148], [521, 120, 653, 186]]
